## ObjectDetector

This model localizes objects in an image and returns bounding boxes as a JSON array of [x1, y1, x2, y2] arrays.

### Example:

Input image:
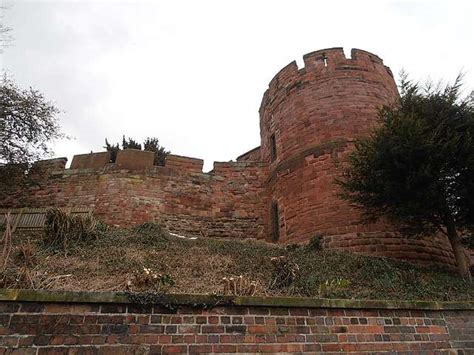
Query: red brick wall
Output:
[[1, 299, 473, 353], [258, 48, 456, 266], [0, 155, 268, 239]]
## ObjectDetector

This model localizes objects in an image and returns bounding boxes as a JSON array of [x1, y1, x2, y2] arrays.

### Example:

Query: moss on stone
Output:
[[3, 289, 472, 311]]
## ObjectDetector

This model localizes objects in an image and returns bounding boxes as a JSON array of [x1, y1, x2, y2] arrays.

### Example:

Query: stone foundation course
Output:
[[0, 289, 473, 354]]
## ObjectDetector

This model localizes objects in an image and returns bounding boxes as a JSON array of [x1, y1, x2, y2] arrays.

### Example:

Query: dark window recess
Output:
[[271, 201, 280, 242], [270, 134, 277, 162]]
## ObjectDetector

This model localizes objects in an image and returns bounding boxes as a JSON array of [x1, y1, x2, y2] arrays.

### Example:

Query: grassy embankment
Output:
[[1, 223, 472, 301]]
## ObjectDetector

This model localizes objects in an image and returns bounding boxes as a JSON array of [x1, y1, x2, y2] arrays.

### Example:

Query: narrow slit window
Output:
[[271, 201, 280, 242], [323, 55, 328, 67], [270, 134, 277, 162]]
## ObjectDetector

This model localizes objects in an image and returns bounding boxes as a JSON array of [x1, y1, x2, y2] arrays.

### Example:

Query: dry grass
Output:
[[43, 208, 98, 251], [1, 223, 473, 301], [1, 213, 13, 271]]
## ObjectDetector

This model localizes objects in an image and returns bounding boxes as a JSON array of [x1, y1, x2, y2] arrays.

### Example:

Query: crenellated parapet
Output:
[[302, 47, 387, 71], [0, 149, 269, 240], [260, 48, 395, 115], [1, 149, 268, 180], [259, 48, 399, 166]]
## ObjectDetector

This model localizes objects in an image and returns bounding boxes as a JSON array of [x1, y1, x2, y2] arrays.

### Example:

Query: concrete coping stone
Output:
[[0, 289, 472, 311]]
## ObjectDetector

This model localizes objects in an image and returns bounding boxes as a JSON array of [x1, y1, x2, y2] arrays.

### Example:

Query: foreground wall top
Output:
[[2, 289, 472, 354], [1, 289, 473, 310]]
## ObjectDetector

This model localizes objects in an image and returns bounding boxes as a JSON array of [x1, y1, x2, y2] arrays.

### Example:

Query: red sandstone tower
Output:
[[257, 48, 455, 266]]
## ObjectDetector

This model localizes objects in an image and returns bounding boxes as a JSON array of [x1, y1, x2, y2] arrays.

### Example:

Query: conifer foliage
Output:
[[338, 74, 474, 280], [104, 135, 169, 166]]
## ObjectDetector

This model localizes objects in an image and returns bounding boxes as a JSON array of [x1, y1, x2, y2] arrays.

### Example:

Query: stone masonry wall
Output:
[[236, 147, 261, 162], [0, 291, 473, 354], [258, 48, 456, 267], [0, 151, 268, 239], [266, 140, 456, 267], [259, 48, 399, 242]]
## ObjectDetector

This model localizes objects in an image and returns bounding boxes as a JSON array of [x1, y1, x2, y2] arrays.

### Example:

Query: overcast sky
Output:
[[2, 0, 473, 171]]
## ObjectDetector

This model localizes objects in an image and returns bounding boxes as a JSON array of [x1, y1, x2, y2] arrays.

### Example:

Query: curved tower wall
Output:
[[260, 48, 455, 266]]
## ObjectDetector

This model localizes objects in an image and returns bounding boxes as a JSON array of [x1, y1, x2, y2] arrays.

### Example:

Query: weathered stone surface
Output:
[[236, 146, 261, 162], [115, 149, 154, 170], [70, 152, 111, 170], [165, 154, 203, 172], [32, 157, 67, 174], [0, 159, 269, 239]]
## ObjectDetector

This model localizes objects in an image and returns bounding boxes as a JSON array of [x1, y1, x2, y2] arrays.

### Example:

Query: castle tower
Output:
[[259, 48, 455, 266]]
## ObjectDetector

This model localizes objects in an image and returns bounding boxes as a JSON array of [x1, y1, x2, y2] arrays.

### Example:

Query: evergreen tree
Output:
[[104, 136, 169, 166], [121, 135, 141, 150], [338, 74, 474, 280], [104, 139, 119, 163], [143, 137, 169, 166]]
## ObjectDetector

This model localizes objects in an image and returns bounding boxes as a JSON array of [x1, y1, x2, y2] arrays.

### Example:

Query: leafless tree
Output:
[[0, 5, 13, 52]]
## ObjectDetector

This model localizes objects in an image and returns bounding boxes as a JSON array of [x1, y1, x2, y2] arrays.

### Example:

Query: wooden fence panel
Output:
[[0, 207, 92, 230]]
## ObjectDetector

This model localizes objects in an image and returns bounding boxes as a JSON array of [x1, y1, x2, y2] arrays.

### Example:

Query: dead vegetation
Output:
[[269, 256, 300, 291], [1, 212, 13, 271], [126, 267, 175, 293], [222, 275, 257, 296], [43, 208, 100, 251], [0, 219, 473, 301]]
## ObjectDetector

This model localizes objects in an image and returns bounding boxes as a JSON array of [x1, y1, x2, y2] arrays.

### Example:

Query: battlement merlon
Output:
[[236, 146, 261, 162], [165, 154, 204, 172], [259, 47, 395, 113], [33, 157, 68, 171], [71, 152, 110, 170], [69, 151, 204, 172], [2, 151, 268, 177], [302, 47, 385, 69]]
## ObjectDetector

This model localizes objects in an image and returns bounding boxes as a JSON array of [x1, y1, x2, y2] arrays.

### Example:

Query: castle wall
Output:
[[259, 48, 456, 267], [0, 47, 463, 269], [0, 151, 269, 239]]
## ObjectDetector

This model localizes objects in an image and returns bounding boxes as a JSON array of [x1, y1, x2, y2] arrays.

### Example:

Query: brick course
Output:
[[0, 296, 472, 354]]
